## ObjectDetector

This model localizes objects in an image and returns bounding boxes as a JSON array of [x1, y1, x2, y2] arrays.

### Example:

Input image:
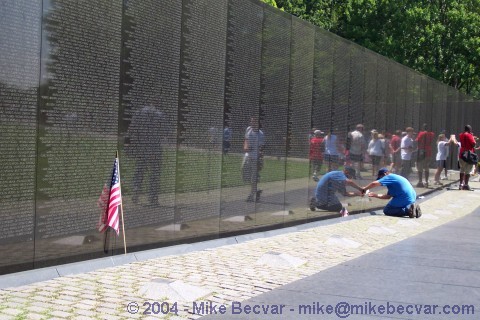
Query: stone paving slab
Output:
[[0, 182, 479, 319]]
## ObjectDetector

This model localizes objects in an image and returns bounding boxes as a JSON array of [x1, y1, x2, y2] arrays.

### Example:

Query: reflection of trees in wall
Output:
[[348, 45, 364, 133], [260, 7, 291, 158], [287, 17, 314, 158], [331, 38, 350, 140], [0, 0, 41, 246], [362, 51, 377, 132], [395, 65, 406, 132], [375, 57, 388, 132], [224, 0, 263, 153], [311, 29, 334, 133], [37, 0, 122, 237]]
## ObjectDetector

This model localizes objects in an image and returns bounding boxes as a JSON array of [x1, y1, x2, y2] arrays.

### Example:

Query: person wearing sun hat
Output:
[[309, 166, 363, 213], [361, 168, 422, 218]]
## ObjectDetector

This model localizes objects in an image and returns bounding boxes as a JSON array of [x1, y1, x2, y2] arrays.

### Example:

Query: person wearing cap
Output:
[[361, 168, 421, 218], [309, 166, 363, 212], [309, 129, 325, 182]]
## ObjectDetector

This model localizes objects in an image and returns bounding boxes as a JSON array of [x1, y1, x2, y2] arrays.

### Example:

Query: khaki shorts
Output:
[[459, 158, 474, 174]]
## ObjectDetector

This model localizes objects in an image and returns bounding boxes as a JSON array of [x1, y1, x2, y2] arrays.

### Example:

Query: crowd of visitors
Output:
[[239, 119, 477, 206], [309, 123, 479, 216], [309, 123, 476, 186]]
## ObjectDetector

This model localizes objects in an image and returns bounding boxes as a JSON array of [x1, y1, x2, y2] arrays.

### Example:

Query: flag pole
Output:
[[116, 151, 127, 254]]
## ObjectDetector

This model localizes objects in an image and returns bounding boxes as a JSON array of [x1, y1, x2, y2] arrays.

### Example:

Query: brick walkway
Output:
[[0, 181, 478, 319]]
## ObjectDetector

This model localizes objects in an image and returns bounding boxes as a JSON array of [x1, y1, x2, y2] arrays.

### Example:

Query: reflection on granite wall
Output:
[[0, 0, 477, 275]]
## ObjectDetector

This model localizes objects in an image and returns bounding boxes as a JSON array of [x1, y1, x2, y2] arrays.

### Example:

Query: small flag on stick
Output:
[[98, 155, 122, 235]]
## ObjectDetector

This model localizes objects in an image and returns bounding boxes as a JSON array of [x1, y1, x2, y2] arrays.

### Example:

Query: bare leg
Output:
[[464, 174, 470, 190], [434, 167, 442, 184]]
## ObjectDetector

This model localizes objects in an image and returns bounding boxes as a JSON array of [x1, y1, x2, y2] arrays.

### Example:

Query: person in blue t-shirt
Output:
[[362, 168, 422, 218], [309, 166, 364, 212]]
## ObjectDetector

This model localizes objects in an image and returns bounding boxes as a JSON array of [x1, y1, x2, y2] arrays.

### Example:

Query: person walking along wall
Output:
[[458, 125, 477, 190]]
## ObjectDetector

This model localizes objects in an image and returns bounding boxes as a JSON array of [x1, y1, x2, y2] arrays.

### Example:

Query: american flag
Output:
[[98, 156, 122, 235]]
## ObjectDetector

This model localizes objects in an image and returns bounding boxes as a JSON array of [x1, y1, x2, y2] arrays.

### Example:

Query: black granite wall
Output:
[[0, 0, 476, 275]]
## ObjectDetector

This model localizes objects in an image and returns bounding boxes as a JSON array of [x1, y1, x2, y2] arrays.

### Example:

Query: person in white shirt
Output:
[[368, 130, 384, 178], [324, 130, 343, 172], [400, 127, 415, 180], [434, 134, 457, 185], [243, 117, 265, 202], [347, 124, 367, 179]]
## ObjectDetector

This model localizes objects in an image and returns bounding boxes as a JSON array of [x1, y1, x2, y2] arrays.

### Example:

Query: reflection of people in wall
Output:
[[223, 125, 232, 155], [126, 105, 165, 206], [434, 133, 457, 185], [400, 127, 415, 179], [347, 124, 366, 179], [389, 130, 402, 173], [323, 129, 343, 172], [368, 130, 384, 179], [208, 126, 220, 147], [415, 123, 435, 188], [309, 130, 324, 182], [243, 117, 265, 202]]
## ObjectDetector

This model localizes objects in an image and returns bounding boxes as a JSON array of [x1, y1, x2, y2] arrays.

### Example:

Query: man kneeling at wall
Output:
[[309, 166, 364, 213], [362, 168, 422, 218]]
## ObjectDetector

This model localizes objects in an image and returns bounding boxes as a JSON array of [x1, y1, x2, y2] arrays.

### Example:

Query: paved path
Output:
[[203, 198, 480, 319], [0, 181, 479, 319]]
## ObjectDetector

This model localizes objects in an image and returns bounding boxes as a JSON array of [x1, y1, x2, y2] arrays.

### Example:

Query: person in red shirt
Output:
[[309, 130, 325, 182], [389, 130, 402, 173], [415, 123, 435, 187], [458, 125, 476, 190]]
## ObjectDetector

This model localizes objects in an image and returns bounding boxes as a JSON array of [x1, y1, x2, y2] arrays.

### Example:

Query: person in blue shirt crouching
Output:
[[362, 168, 422, 218]]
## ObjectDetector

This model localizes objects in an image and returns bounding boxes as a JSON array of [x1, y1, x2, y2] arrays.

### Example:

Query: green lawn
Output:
[[121, 148, 311, 194], [1, 126, 311, 199]]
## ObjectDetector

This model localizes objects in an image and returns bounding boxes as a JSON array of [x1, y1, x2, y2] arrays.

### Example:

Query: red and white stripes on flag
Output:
[[97, 156, 122, 235], [107, 157, 121, 234]]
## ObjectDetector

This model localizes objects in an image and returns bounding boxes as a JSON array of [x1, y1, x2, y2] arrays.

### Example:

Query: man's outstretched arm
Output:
[[368, 192, 392, 200], [361, 180, 382, 194], [346, 179, 364, 191], [345, 180, 364, 197]]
